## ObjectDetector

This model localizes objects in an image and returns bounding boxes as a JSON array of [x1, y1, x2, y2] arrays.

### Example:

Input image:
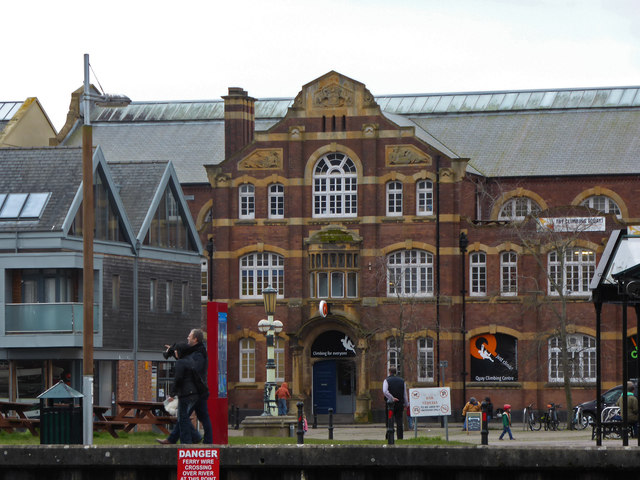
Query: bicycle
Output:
[[523, 403, 541, 431], [571, 404, 590, 430], [540, 403, 562, 431]]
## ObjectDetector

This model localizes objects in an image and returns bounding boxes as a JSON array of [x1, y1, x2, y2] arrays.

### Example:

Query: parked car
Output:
[[574, 382, 638, 427]]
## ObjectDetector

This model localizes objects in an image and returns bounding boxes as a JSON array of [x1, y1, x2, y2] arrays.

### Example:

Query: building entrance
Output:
[[312, 359, 355, 414]]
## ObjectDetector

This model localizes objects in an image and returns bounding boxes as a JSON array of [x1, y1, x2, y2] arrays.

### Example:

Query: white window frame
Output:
[[268, 183, 284, 219], [239, 183, 255, 219], [470, 252, 487, 296], [239, 337, 255, 382], [500, 251, 518, 296], [417, 337, 434, 382], [275, 337, 285, 382], [387, 337, 400, 374], [312, 153, 357, 218], [387, 249, 434, 297], [416, 180, 433, 216], [548, 248, 595, 296], [165, 280, 173, 313], [240, 252, 284, 298], [581, 195, 621, 218], [548, 334, 596, 383], [498, 197, 541, 221], [386, 181, 403, 216]]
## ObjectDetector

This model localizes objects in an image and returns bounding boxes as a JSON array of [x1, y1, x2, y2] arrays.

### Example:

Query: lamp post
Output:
[[259, 286, 282, 416], [81, 53, 130, 445], [459, 232, 469, 408]]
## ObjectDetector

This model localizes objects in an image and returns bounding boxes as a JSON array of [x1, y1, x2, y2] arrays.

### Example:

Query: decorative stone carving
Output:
[[314, 83, 353, 108], [289, 126, 304, 139], [386, 145, 432, 166], [362, 88, 377, 108], [239, 148, 283, 170], [362, 124, 378, 138]]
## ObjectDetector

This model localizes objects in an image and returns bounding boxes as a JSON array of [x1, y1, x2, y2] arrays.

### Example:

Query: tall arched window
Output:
[[470, 252, 487, 296], [417, 337, 434, 382], [548, 248, 595, 295], [239, 183, 255, 219], [387, 249, 434, 297], [498, 197, 541, 221], [500, 251, 518, 296], [386, 181, 403, 216], [581, 195, 622, 218], [240, 252, 284, 298], [416, 180, 433, 216], [548, 334, 596, 382], [313, 153, 357, 218], [387, 337, 400, 374], [239, 338, 255, 382]]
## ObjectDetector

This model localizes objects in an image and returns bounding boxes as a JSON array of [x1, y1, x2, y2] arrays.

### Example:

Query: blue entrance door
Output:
[[313, 360, 336, 414]]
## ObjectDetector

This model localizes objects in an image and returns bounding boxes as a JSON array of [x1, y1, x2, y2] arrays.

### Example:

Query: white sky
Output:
[[3, 0, 639, 131]]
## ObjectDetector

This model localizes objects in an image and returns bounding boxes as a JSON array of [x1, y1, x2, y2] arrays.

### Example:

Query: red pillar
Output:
[[207, 302, 228, 444]]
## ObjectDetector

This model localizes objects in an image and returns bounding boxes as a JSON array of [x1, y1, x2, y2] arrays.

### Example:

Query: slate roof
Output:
[[0, 147, 83, 232], [58, 84, 640, 182]]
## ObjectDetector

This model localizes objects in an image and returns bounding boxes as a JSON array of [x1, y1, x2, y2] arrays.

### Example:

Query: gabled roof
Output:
[[54, 79, 640, 183], [1, 98, 57, 148]]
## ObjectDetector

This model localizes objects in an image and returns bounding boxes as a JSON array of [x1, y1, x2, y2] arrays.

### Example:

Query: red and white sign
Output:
[[319, 300, 328, 318], [409, 387, 451, 417], [178, 448, 220, 480]]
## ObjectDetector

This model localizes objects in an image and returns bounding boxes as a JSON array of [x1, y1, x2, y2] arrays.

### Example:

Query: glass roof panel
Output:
[[21, 193, 50, 218], [0, 193, 28, 218], [604, 237, 640, 284]]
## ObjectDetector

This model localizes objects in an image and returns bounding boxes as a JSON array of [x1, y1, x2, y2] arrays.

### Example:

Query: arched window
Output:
[[239, 338, 255, 382], [387, 249, 434, 297], [416, 180, 433, 216], [386, 181, 403, 216], [313, 153, 357, 218], [470, 252, 487, 296], [268, 183, 284, 219], [581, 195, 621, 218], [548, 334, 596, 382], [548, 248, 595, 295], [387, 337, 400, 374], [240, 252, 284, 298], [417, 337, 434, 382], [500, 251, 518, 296], [498, 197, 541, 221], [239, 183, 255, 219]]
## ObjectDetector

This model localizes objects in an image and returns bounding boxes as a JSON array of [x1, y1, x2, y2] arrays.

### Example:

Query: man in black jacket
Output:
[[382, 367, 408, 440]]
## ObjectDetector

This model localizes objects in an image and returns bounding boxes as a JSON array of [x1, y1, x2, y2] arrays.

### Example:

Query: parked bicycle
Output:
[[571, 404, 590, 430], [523, 403, 541, 431], [540, 403, 562, 431]]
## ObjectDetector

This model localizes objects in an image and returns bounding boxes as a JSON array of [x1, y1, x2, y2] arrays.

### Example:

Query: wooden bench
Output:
[[93, 420, 127, 439], [0, 417, 40, 436]]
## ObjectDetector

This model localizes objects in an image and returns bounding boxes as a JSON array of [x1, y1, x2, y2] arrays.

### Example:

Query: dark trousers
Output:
[[391, 401, 404, 440]]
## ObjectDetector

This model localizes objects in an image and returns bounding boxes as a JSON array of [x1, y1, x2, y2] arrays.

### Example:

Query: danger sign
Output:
[[177, 448, 220, 480]]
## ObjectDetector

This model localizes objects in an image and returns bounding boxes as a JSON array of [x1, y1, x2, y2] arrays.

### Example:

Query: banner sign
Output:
[[470, 333, 518, 382], [537, 217, 605, 232], [178, 448, 220, 480], [311, 330, 356, 357], [408, 387, 451, 417]]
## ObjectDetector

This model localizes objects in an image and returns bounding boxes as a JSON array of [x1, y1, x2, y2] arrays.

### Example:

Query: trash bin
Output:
[[37, 380, 83, 444]]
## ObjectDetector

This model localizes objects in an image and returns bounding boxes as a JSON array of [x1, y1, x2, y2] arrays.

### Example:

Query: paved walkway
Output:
[[230, 421, 638, 447]]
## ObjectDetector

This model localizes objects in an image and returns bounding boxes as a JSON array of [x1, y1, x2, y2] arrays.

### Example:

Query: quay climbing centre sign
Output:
[[470, 333, 518, 382], [311, 330, 357, 357], [178, 448, 220, 480]]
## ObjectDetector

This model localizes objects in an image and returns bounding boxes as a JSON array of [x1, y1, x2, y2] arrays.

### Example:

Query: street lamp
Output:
[[459, 232, 469, 407], [82, 53, 131, 445], [259, 286, 281, 416]]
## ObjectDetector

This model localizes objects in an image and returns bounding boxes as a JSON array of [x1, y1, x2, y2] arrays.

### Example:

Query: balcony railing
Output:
[[5, 303, 100, 333]]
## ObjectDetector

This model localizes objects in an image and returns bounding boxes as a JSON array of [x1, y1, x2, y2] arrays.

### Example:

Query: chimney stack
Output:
[[223, 87, 255, 160]]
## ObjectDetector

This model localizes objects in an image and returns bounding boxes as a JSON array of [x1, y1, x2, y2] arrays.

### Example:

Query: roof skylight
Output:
[[0, 193, 50, 220]]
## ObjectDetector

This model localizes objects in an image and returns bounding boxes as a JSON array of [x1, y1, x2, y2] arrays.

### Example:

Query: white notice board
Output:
[[408, 387, 451, 417]]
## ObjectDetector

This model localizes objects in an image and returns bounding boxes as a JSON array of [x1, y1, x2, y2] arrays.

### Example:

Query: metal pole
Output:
[[459, 233, 468, 409], [622, 293, 629, 446], [386, 401, 394, 445], [440, 360, 449, 442], [594, 298, 602, 446], [82, 53, 94, 446], [264, 315, 276, 416], [296, 402, 305, 444], [328, 407, 334, 440], [481, 400, 488, 445]]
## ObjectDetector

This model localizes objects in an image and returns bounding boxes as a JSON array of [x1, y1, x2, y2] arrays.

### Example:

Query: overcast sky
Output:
[[3, 0, 639, 130]]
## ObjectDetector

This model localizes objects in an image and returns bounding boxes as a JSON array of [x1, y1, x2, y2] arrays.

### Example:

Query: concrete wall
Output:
[[0, 445, 637, 479]]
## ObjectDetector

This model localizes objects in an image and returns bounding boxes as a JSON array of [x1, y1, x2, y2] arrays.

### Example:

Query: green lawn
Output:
[[0, 431, 464, 446]]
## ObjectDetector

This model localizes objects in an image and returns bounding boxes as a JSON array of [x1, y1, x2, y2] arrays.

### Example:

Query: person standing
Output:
[[382, 367, 408, 440], [275, 382, 291, 416], [616, 381, 638, 437], [499, 403, 515, 440], [157, 329, 213, 444], [462, 397, 481, 431]]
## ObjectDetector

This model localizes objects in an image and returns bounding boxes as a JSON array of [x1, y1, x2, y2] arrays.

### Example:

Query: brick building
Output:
[[206, 72, 640, 422]]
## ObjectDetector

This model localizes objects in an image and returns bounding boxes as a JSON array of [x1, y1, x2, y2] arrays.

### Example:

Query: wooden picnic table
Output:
[[93, 405, 126, 438], [0, 400, 39, 436], [113, 400, 176, 435]]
